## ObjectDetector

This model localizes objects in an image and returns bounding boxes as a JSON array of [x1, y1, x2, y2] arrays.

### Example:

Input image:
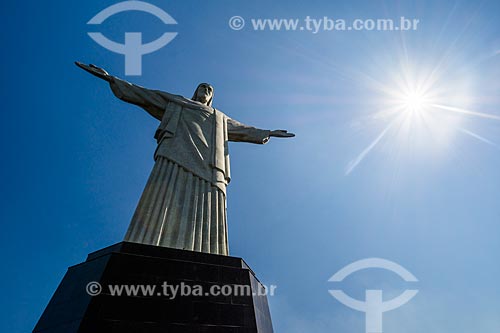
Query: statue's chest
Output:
[[172, 106, 215, 140], [177, 106, 213, 131]]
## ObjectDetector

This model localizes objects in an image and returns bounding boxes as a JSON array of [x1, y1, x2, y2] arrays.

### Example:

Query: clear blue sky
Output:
[[1, 0, 499, 332]]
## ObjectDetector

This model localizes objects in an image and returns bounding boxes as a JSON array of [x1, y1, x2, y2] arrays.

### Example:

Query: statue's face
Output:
[[195, 84, 213, 105]]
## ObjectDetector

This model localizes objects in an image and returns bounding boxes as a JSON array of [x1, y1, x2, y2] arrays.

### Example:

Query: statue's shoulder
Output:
[[154, 90, 188, 104], [156, 90, 216, 112], [212, 108, 226, 115]]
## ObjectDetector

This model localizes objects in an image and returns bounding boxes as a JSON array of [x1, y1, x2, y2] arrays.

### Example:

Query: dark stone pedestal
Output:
[[33, 242, 274, 333]]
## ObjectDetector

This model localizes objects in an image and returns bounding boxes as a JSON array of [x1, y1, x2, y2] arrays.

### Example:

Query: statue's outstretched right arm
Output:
[[76, 62, 166, 121]]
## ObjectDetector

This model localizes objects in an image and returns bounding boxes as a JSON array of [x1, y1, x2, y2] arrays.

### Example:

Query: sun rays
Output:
[[343, 27, 500, 176], [344, 59, 500, 175]]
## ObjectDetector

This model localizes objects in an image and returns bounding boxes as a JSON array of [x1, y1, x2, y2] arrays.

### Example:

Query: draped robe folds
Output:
[[109, 78, 270, 255]]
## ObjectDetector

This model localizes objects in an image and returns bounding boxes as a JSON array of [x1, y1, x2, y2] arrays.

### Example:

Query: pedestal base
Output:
[[33, 242, 274, 333]]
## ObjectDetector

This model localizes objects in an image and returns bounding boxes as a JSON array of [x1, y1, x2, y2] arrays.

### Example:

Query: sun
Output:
[[345, 63, 500, 175], [401, 91, 428, 113]]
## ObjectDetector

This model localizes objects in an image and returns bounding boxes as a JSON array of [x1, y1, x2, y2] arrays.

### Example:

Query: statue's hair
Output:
[[192, 83, 214, 107]]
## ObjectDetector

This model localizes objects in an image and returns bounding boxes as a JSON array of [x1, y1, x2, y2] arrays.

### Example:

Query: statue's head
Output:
[[192, 83, 214, 106]]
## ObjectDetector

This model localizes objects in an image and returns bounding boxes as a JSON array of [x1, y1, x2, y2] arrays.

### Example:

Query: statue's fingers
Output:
[[77, 64, 99, 75], [75, 61, 89, 70], [90, 64, 104, 72]]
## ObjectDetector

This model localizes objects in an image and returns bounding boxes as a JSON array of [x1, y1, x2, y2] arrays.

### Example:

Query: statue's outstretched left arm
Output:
[[227, 118, 295, 144]]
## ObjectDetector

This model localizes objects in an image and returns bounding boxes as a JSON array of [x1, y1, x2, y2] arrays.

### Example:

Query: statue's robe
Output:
[[110, 78, 270, 255]]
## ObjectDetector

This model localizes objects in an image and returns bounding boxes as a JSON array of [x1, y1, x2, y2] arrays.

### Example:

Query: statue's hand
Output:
[[269, 129, 295, 138], [75, 61, 112, 82]]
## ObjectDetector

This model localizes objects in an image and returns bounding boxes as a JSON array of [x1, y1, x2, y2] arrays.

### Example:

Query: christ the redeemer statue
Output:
[[76, 62, 294, 256]]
